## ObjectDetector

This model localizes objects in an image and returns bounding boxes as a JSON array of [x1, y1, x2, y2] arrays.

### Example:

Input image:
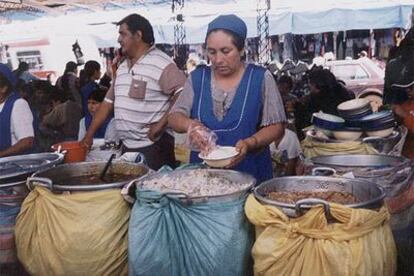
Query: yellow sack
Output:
[[15, 187, 130, 276], [301, 136, 378, 158], [245, 195, 396, 276]]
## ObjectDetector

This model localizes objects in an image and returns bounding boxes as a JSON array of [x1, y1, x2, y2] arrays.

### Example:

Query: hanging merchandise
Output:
[[72, 40, 85, 65]]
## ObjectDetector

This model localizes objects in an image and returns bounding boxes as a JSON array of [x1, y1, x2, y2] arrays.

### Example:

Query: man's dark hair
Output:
[[18, 61, 29, 71], [117, 14, 155, 45], [88, 87, 107, 102], [79, 60, 100, 87], [64, 61, 78, 74], [50, 87, 67, 103], [278, 75, 293, 89]]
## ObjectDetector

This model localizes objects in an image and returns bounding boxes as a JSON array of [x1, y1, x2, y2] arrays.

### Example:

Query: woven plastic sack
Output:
[[128, 189, 253, 276], [386, 179, 414, 214], [245, 195, 397, 276], [389, 203, 414, 276], [0, 190, 25, 266], [15, 187, 130, 276], [301, 136, 378, 158]]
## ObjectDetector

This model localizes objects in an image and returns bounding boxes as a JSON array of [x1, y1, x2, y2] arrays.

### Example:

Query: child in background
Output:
[[270, 125, 303, 176], [78, 87, 117, 143]]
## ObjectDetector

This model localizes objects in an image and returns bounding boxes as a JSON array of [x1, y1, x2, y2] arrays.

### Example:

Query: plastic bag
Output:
[[386, 179, 414, 214], [0, 191, 25, 266], [185, 122, 217, 154], [389, 203, 414, 276], [128, 189, 253, 276], [392, 223, 414, 276], [245, 195, 396, 276], [15, 187, 130, 276]]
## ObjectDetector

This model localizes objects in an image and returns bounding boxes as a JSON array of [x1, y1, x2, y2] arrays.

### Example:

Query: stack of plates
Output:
[[344, 110, 395, 138], [311, 112, 345, 136], [360, 111, 396, 137], [337, 99, 373, 120]]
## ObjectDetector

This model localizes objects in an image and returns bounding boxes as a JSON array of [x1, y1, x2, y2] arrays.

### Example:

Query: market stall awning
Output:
[[0, 0, 413, 45]]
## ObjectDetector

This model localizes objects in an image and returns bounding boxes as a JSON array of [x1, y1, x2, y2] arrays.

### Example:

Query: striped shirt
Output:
[[105, 46, 185, 148]]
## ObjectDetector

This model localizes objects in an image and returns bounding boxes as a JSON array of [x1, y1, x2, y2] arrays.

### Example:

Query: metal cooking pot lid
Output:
[[0, 153, 64, 180], [311, 154, 407, 167]]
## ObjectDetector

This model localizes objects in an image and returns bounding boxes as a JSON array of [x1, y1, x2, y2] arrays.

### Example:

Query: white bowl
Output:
[[315, 127, 333, 137], [337, 98, 370, 111], [366, 127, 394, 138], [199, 146, 238, 168], [332, 130, 363, 141]]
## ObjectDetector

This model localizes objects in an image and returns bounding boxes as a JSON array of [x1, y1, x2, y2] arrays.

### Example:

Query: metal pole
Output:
[[172, 0, 186, 70], [257, 0, 271, 64]]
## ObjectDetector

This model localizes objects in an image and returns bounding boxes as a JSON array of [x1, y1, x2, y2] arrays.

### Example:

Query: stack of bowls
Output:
[[332, 127, 363, 141], [311, 112, 345, 137], [359, 111, 396, 138], [333, 99, 373, 140], [344, 110, 396, 138], [337, 99, 373, 120]]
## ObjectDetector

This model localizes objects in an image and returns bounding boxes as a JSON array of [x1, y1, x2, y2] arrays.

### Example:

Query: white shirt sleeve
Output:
[[275, 129, 302, 159], [78, 117, 86, 141], [11, 99, 34, 145], [104, 118, 119, 143]]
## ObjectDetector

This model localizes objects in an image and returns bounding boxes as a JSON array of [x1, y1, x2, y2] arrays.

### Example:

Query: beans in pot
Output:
[[267, 191, 358, 205]]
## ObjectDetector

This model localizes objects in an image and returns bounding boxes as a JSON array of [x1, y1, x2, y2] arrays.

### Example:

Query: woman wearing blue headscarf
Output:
[[0, 63, 34, 157], [168, 15, 286, 183]]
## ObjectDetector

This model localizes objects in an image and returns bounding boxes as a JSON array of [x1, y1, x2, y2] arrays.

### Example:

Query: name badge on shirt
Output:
[[129, 76, 147, 100]]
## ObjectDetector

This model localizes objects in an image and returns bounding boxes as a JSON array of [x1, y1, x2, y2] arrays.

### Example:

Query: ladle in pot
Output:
[[100, 153, 116, 181]]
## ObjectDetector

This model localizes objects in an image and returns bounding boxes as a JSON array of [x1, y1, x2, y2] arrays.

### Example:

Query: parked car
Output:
[[326, 57, 385, 111]]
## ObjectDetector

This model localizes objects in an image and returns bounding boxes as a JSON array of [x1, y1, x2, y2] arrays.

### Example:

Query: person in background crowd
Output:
[[78, 87, 117, 142], [270, 126, 302, 176], [82, 13, 186, 170], [0, 63, 34, 157], [384, 28, 413, 104], [168, 14, 286, 183], [56, 61, 81, 105], [79, 60, 102, 115], [42, 88, 82, 141], [389, 62, 414, 159], [294, 67, 354, 140], [185, 53, 200, 75], [13, 61, 39, 84], [277, 75, 298, 121]]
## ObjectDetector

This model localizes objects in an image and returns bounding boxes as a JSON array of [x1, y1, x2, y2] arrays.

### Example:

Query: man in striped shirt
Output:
[[82, 14, 186, 170]]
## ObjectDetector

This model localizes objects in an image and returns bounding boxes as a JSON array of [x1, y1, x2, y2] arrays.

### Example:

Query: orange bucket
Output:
[[51, 141, 88, 163]]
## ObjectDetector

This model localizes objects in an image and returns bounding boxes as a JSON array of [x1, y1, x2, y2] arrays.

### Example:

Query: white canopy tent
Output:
[[0, 0, 413, 46]]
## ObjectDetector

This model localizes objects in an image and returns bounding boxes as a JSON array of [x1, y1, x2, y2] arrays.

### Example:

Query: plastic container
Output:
[[51, 141, 87, 163]]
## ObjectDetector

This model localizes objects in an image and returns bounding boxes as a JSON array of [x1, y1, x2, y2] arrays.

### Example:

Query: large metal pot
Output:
[[306, 126, 405, 154], [27, 161, 149, 192], [253, 176, 385, 218], [309, 154, 414, 197], [129, 169, 256, 204], [0, 153, 64, 189], [0, 153, 64, 271]]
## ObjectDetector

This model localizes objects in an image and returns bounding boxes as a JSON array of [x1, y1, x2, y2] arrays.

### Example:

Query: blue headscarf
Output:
[[0, 63, 17, 88], [206, 14, 247, 41]]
